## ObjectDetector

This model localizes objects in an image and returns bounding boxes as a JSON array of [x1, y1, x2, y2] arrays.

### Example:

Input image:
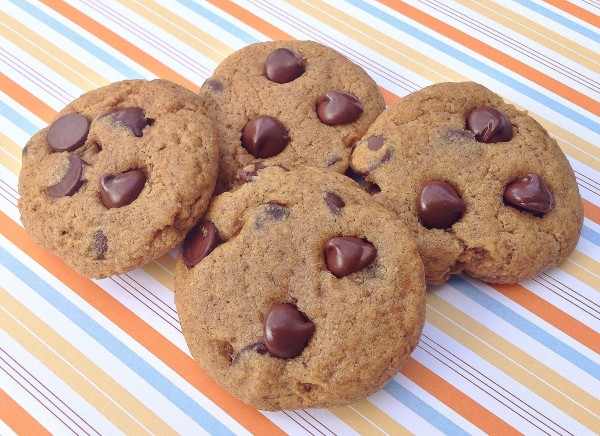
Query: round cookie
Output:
[[174, 167, 425, 410], [350, 81, 583, 284], [199, 40, 386, 194], [18, 79, 219, 278]]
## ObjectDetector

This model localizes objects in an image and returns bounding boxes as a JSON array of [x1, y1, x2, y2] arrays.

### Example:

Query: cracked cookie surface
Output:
[[199, 40, 385, 194], [18, 79, 219, 278], [350, 81, 583, 284], [174, 167, 425, 410]]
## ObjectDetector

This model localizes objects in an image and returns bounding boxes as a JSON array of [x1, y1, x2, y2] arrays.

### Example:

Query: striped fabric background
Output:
[[1, 0, 598, 434]]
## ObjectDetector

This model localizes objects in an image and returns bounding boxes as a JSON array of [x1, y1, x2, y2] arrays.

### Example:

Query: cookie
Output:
[[199, 40, 386, 194], [18, 79, 219, 278], [350, 81, 583, 284], [174, 167, 425, 410]]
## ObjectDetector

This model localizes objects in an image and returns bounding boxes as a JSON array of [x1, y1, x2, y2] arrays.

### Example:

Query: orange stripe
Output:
[[1, 72, 55, 124], [544, 0, 600, 28], [378, 0, 600, 117], [0, 388, 51, 436], [402, 358, 518, 435], [583, 198, 600, 225], [0, 212, 284, 435], [493, 283, 600, 354], [39, 0, 199, 92]]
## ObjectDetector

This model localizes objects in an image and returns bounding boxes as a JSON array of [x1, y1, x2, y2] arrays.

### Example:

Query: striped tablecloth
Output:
[[1, 1, 598, 434]]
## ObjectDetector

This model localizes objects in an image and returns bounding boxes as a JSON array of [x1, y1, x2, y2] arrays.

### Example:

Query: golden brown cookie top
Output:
[[199, 40, 386, 194], [174, 167, 425, 410], [350, 81, 583, 284], [18, 79, 219, 278]]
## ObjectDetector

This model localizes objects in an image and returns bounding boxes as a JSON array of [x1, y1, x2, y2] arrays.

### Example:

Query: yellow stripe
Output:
[[0, 11, 107, 90], [289, 0, 600, 167], [561, 258, 600, 291], [329, 406, 387, 435], [456, 0, 600, 73], [426, 292, 600, 429], [119, 0, 232, 63], [0, 286, 175, 434], [140, 257, 174, 293], [0, 140, 21, 175], [567, 250, 600, 280], [351, 400, 412, 434]]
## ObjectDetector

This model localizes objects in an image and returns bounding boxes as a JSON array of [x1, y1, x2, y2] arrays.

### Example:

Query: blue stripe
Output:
[[0, 100, 40, 135], [0, 245, 234, 435], [176, 0, 259, 44], [384, 379, 469, 435], [513, 0, 600, 42], [581, 224, 600, 247], [12, 0, 144, 80], [347, 0, 599, 133], [449, 276, 600, 378]]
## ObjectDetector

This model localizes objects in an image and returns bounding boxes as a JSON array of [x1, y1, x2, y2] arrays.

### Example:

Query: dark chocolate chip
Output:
[[92, 230, 108, 260], [367, 135, 385, 151], [368, 149, 392, 172], [263, 303, 315, 359], [466, 106, 512, 143], [264, 48, 305, 84], [182, 221, 221, 267], [324, 192, 345, 215], [324, 236, 376, 277], [47, 113, 90, 152], [232, 341, 268, 364], [241, 115, 289, 159], [265, 203, 289, 220], [100, 170, 146, 208], [326, 155, 342, 167], [316, 91, 363, 125], [504, 173, 553, 215], [113, 107, 150, 137], [47, 154, 84, 197], [203, 78, 222, 91], [418, 181, 466, 229]]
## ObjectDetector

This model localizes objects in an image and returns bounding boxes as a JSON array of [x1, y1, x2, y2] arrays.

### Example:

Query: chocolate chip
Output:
[[367, 135, 385, 150], [266, 203, 289, 220], [92, 230, 108, 260], [113, 107, 151, 137], [263, 303, 315, 359], [48, 113, 90, 152], [47, 154, 84, 197], [203, 78, 222, 91], [466, 106, 512, 143], [326, 155, 342, 167], [324, 192, 345, 215], [264, 48, 305, 84], [236, 162, 267, 182], [241, 115, 289, 159], [100, 170, 146, 208], [418, 181, 466, 229], [324, 236, 376, 277], [504, 173, 553, 215], [316, 91, 363, 126], [369, 149, 392, 172], [182, 221, 221, 267], [232, 341, 268, 364]]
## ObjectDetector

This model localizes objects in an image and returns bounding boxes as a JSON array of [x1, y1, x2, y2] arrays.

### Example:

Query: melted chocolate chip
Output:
[[265, 203, 289, 220], [203, 78, 223, 91], [100, 170, 146, 208], [264, 48, 305, 84], [324, 192, 345, 215], [367, 135, 385, 151], [324, 236, 376, 277], [504, 173, 553, 215], [48, 113, 90, 152], [466, 106, 512, 143], [92, 230, 108, 260], [47, 154, 84, 197], [232, 341, 268, 364], [113, 107, 151, 137], [316, 91, 363, 125], [263, 303, 315, 359], [182, 221, 221, 267], [241, 115, 289, 159], [237, 162, 267, 182], [418, 181, 466, 229]]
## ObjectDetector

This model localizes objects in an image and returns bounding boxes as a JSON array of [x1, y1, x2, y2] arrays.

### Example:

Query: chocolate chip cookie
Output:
[[350, 81, 583, 284], [18, 79, 219, 278], [199, 40, 386, 194], [174, 166, 426, 410]]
